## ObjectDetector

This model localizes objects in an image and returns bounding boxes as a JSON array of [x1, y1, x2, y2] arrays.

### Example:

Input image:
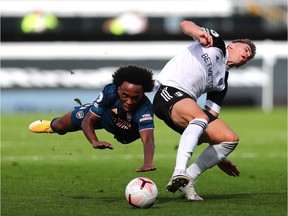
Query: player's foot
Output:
[[29, 120, 54, 133], [167, 175, 189, 193], [180, 177, 203, 201]]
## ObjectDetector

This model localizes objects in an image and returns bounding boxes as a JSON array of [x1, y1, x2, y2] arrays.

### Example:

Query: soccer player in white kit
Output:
[[153, 20, 256, 200]]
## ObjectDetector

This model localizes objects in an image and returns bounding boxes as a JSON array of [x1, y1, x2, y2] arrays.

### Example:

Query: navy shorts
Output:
[[70, 103, 103, 130]]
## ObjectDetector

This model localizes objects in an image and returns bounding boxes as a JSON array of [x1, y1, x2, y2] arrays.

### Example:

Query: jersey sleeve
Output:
[[90, 84, 117, 116], [201, 27, 227, 57], [205, 72, 229, 114]]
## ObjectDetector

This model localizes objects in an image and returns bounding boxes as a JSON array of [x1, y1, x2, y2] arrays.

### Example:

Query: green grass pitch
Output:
[[1, 108, 287, 216]]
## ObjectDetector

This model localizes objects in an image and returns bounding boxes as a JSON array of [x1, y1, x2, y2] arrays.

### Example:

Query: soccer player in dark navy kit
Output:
[[29, 65, 156, 172], [153, 20, 256, 200]]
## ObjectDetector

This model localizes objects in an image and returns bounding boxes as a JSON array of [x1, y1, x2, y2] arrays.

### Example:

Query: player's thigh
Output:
[[200, 118, 239, 144], [171, 98, 209, 128]]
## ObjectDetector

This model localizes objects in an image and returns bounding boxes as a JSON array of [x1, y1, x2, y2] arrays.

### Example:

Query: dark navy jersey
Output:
[[89, 83, 154, 144]]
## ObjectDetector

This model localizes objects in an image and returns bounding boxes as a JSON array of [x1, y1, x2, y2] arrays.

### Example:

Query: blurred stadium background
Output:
[[1, 0, 287, 113]]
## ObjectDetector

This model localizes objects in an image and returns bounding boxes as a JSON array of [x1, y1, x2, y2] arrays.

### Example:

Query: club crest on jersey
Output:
[[174, 91, 183, 97], [76, 111, 84, 119], [126, 112, 132, 122]]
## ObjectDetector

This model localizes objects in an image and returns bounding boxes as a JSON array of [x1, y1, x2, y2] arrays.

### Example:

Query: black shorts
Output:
[[152, 85, 217, 134]]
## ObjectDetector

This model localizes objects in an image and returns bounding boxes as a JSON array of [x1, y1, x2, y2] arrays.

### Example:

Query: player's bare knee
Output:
[[225, 131, 239, 143]]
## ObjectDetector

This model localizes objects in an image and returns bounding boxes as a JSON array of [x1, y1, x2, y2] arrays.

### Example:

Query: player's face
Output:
[[229, 42, 252, 67], [118, 81, 144, 112]]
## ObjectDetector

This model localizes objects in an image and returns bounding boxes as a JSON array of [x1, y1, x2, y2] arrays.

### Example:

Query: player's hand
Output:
[[199, 31, 213, 48], [92, 141, 113, 150], [217, 159, 240, 177], [135, 165, 157, 172]]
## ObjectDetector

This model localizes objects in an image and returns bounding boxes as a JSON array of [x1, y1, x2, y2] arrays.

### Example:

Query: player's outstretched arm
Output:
[[179, 20, 213, 48], [135, 129, 156, 172], [81, 110, 113, 150]]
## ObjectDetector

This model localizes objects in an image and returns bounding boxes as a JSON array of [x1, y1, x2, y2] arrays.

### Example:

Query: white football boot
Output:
[[167, 175, 189, 193], [180, 177, 204, 201]]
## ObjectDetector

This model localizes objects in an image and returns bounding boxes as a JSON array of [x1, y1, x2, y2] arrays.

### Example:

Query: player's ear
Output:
[[227, 43, 235, 50]]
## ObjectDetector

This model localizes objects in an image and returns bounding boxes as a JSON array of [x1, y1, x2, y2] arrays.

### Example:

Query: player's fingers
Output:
[[233, 168, 240, 176], [205, 33, 213, 47], [226, 170, 234, 176], [231, 164, 240, 176], [102, 142, 113, 149], [228, 170, 239, 177], [96, 143, 113, 150]]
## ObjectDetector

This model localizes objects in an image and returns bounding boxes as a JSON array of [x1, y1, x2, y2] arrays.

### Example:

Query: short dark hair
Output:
[[232, 38, 256, 60], [112, 65, 154, 92]]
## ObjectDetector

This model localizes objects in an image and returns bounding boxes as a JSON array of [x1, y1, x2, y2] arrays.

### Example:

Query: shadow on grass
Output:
[[71, 195, 95, 200], [153, 192, 286, 204], [70, 191, 287, 205], [202, 192, 287, 200], [70, 193, 252, 202]]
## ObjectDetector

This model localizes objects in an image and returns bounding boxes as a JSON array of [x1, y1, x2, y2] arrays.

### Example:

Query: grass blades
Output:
[[1, 108, 287, 216]]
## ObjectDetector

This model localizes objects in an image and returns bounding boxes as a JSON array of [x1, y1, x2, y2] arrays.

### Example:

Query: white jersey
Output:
[[157, 41, 228, 100]]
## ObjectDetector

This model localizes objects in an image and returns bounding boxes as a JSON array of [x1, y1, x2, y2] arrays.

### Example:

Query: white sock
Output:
[[173, 118, 208, 176], [186, 142, 238, 179]]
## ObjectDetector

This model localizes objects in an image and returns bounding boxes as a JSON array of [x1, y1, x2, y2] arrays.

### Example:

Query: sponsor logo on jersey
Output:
[[201, 53, 213, 90], [139, 114, 153, 122], [111, 115, 132, 130]]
